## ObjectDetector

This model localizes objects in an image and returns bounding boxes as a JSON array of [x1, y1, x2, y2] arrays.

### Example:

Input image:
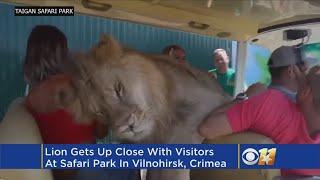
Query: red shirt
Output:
[[226, 89, 320, 176], [26, 74, 95, 144]]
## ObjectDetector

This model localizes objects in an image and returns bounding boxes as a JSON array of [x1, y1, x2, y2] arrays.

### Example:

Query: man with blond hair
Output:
[[209, 48, 235, 96]]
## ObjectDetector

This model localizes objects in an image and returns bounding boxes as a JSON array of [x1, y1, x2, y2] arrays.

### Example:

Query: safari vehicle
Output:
[[0, 0, 320, 180]]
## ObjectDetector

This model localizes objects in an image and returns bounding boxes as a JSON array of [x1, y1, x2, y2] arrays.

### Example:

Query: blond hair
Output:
[[214, 48, 228, 56]]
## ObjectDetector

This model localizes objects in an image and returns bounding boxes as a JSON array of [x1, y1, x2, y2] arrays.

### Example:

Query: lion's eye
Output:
[[114, 81, 125, 99]]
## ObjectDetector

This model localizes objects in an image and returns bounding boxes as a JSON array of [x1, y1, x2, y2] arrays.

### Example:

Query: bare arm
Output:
[[198, 111, 233, 139], [198, 82, 268, 139], [213, 82, 267, 113], [213, 100, 238, 113]]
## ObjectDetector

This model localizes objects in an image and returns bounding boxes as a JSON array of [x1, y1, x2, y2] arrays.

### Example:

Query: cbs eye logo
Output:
[[242, 148, 277, 166]]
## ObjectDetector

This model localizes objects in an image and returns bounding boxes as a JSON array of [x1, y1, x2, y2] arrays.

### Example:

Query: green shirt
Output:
[[209, 68, 235, 96]]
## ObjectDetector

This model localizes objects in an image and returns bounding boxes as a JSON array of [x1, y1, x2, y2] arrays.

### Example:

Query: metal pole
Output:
[[234, 41, 248, 97]]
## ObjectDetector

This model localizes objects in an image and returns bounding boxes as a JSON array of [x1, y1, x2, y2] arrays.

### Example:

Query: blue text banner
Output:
[[0, 144, 320, 170]]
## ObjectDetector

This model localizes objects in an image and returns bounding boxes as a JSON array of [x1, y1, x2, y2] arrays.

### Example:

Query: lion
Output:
[[61, 34, 231, 180]]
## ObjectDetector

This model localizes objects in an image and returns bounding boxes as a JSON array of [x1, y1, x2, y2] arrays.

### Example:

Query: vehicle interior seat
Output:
[[190, 132, 281, 180], [0, 97, 54, 180]]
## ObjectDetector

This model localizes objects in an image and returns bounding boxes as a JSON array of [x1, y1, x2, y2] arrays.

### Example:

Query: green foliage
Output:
[[255, 53, 271, 85]]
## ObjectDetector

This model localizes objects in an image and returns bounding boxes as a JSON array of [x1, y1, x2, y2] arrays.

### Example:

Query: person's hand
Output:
[[292, 65, 307, 92], [245, 82, 267, 97], [307, 65, 320, 107], [208, 72, 215, 79], [297, 85, 313, 108], [307, 65, 320, 78], [307, 65, 320, 93], [294, 64, 313, 109]]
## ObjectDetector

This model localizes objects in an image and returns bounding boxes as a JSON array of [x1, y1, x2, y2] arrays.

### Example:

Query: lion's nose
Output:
[[118, 125, 129, 133], [115, 114, 136, 133], [116, 123, 135, 133]]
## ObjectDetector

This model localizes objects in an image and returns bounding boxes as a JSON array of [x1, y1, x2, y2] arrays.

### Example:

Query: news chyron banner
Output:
[[0, 144, 237, 169], [0, 144, 320, 169]]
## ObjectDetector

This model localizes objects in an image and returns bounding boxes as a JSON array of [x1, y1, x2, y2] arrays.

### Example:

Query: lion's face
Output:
[[90, 67, 157, 143], [65, 35, 169, 143]]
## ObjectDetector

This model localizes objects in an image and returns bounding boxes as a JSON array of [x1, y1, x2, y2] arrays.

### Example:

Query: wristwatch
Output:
[[235, 92, 248, 100]]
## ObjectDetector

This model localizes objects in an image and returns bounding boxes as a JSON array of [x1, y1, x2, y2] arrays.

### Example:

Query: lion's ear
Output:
[[92, 33, 123, 64]]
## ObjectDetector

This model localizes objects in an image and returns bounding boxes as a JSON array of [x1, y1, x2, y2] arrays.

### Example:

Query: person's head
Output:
[[24, 25, 68, 86], [268, 46, 307, 91], [162, 45, 186, 64], [213, 48, 229, 73]]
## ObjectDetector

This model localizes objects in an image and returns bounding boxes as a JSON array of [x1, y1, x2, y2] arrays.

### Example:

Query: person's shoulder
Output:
[[228, 68, 235, 73], [267, 89, 287, 97], [254, 89, 289, 104], [27, 74, 72, 113], [228, 68, 236, 76], [246, 89, 274, 101]]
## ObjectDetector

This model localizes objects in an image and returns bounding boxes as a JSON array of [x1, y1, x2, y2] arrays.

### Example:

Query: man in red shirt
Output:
[[198, 46, 320, 176]]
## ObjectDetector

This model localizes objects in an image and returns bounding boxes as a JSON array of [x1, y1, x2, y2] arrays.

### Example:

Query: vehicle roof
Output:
[[3, 0, 320, 50]]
